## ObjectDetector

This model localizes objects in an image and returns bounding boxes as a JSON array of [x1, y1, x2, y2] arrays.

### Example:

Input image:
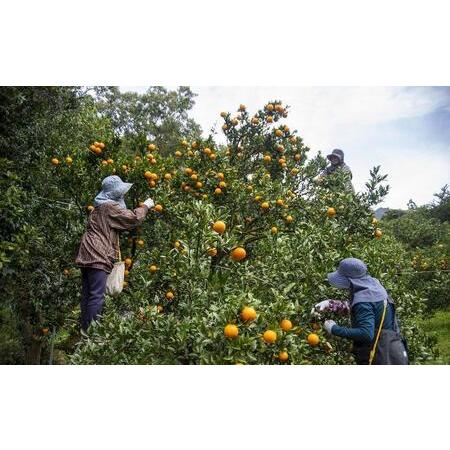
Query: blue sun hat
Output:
[[327, 257, 388, 304], [94, 175, 133, 209]]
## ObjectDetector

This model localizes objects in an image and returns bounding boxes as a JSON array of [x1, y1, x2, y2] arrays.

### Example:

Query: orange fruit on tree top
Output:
[[230, 247, 246, 261], [212, 220, 226, 234], [266, 116, 274, 123], [327, 207, 337, 218], [307, 333, 320, 346], [224, 324, 239, 338], [275, 129, 283, 137], [239, 104, 246, 111], [240, 306, 257, 322], [280, 319, 293, 331], [263, 330, 277, 344], [266, 103, 274, 111]]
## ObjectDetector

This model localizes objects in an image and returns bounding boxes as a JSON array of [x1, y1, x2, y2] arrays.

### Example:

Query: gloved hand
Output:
[[324, 320, 337, 335], [310, 300, 331, 315], [143, 198, 155, 209]]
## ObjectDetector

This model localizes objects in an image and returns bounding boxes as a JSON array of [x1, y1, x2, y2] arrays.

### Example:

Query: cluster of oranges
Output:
[[210, 221, 247, 261], [89, 141, 105, 155], [224, 306, 321, 363], [51, 156, 73, 166]]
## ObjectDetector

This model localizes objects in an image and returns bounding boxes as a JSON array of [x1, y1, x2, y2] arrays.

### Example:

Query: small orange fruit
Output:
[[216, 172, 225, 180], [278, 351, 289, 362], [42, 328, 49, 336], [271, 226, 278, 234], [240, 306, 257, 322], [251, 117, 259, 125], [266, 103, 274, 111], [65, 156, 73, 165], [174, 241, 181, 248], [214, 188, 223, 195], [148, 144, 156, 151], [154, 204, 163, 213], [175, 150, 182, 157], [149, 265, 158, 273], [164, 173, 172, 181], [239, 104, 246, 111], [374, 229, 383, 238], [263, 330, 277, 344], [294, 153, 301, 161], [203, 147, 212, 155], [144, 171, 152, 179], [195, 181, 203, 189], [230, 247, 246, 261], [87, 205, 94, 212], [275, 129, 283, 137], [261, 202, 270, 210], [212, 220, 226, 234], [137, 239, 144, 247], [307, 333, 320, 346], [220, 111, 228, 118], [124, 258, 132, 267], [51, 158, 59, 165], [224, 324, 239, 338], [166, 291, 174, 300], [263, 155, 272, 163], [280, 319, 293, 331], [276, 199, 284, 206], [327, 207, 337, 218], [207, 247, 218, 257], [285, 215, 294, 224], [185, 168, 193, 175], [266, 116, 274, 123]]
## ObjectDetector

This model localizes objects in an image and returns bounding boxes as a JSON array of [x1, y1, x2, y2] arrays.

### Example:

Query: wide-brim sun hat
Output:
[[101, 175, 133, 199], [326, 148, 344, 163], [327, 257, 368, 289]]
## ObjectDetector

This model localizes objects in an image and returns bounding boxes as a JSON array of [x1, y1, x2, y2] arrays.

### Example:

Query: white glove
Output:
[[324, 320, 337, 335], [143, 198, 154, 209], [310, 300, 331, 315]]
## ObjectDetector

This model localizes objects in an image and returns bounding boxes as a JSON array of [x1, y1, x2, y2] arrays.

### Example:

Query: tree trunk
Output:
[[25, 338, 42, 365]]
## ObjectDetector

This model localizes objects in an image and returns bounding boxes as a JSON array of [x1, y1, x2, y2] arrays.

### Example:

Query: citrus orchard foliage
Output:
[[50, 101, 435, 364]]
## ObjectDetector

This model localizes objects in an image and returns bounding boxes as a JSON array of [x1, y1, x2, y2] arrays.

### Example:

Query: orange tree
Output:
[[0, 86, 200, 364], [67, 101, 436, 364]]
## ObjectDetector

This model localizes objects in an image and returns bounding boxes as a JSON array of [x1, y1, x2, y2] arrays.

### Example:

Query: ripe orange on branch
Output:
[[240, 306, 257, 322], [224, 324, 239, 338], [212, 220, 226, 234], [327, 207, 337, 218], [307, 333, 320, 346], [263, 330, 277, 344], [280, 319, 293, 331], [230, 247, 246, 261], [278, 351, 289, 362]]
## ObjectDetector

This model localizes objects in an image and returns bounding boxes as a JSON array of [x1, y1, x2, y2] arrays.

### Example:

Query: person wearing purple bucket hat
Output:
[[312, 257, 408, 364], [75, 175, 155, 330]]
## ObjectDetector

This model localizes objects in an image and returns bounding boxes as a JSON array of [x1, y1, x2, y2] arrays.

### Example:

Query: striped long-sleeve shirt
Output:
[[75, 202, 149, 273]]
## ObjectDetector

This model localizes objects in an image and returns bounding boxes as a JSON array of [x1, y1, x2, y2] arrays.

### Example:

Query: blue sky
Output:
[[121, 86, 450, 209]]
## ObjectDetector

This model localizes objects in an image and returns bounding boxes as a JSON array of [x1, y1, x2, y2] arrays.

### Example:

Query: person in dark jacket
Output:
[[75, 175, 154, 330], [312, 257, 396, 364], [317, 148, 354, 192]]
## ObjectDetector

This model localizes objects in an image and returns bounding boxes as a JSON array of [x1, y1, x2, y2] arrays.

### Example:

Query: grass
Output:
[[421, 309, 450, 364]]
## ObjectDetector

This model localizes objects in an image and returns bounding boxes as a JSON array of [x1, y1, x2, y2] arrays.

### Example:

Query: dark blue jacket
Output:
[[332, 300, 395, 344]]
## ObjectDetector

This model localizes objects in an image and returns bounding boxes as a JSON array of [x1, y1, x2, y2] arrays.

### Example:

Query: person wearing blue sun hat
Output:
[[75, 175, 155, 330], [312, 257, 408, 364]]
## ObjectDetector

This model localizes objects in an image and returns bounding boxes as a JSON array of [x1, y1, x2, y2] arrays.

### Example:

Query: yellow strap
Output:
[[369, 300, 387, 365]]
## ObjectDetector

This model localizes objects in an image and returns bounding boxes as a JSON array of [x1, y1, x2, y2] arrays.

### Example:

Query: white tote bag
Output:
[[106, 236, 125, 297]]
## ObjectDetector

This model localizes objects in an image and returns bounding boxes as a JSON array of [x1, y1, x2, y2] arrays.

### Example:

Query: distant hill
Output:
[[374, 207, 390, 219]]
